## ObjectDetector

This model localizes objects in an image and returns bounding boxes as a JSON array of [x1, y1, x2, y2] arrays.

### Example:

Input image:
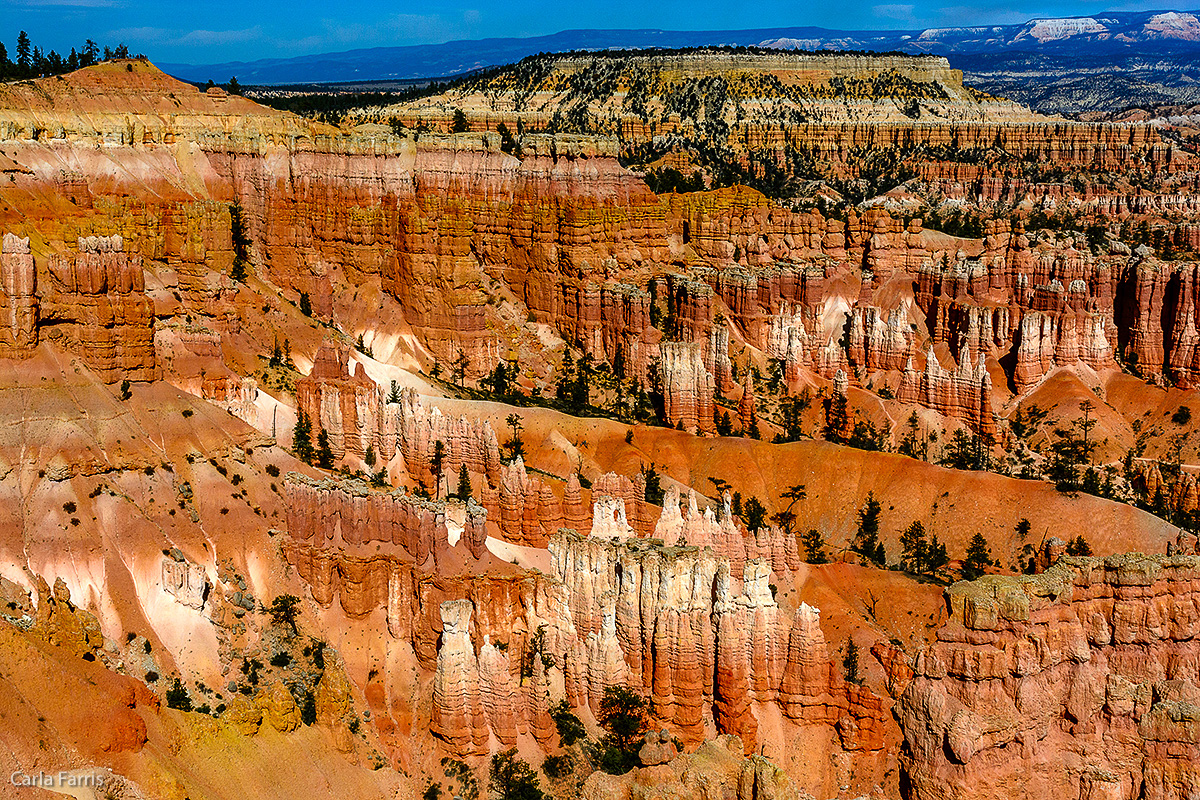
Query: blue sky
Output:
[[0, 0, 1189, 64]]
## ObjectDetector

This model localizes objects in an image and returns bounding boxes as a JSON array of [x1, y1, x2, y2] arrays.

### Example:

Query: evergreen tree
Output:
[[641, 463, 664, 504], [1066, 535, 1093, 556], [453, 348, 470, 386], [715, 409, 733, 436], [570, 353, 593, 410], [801, 529, 829, 564], [452, 109, 469, 132], [596, 686, 649, 775], [364, 443, 377, 468], [556, 348, 576, 401], [898, 412, 928, 459], [505, 414, 524, 461], [298, 292, 312, 317], [16, 31, 30, 71], [843, 640, 860, 684], [229, 201, 250, 282], [316, 428, 334, 469], [388, 379, 402, 404], [900, 521, 929, 573], [431, 440, 446, 497], [941, 429, 989, 471], [742, 496, 767, 532], [489, 749, 546, 800], [962, 533, 993, 580], [457, 462, 472, 501], [823, 392, 849, 444], [926, 534, 949, 574], [293, 410, 314, 464], [853, 493, 886, 565]]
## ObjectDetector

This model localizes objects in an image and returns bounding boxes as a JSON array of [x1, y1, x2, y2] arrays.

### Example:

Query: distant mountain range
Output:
[[159, 10, 1200, 86]]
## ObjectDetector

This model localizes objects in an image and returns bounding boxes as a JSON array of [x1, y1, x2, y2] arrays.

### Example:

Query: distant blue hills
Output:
[[159, 10, 1200, 86]]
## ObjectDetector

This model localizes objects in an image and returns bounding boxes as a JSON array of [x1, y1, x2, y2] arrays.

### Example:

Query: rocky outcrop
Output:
[[431, 599, 489, 756], [161, 555, 208, 609], [653, 487, 800, 578], [582, 734, 804, 800], [898, 555, 1200, 800], [477, 635, 523, 746], [390, 390, 503, 488], [549, 532, 880, 749], [43, 235, 155, 382], [0, 232, 37, 357], [593, 471, 653, 538], [898, 346, 997, 439], [590, 497, 635, 540], [480, 456, 563, 547], [661, 342, 716, 434], [738, 370, 758, 435], [283, 473, 487, 564], [295, 340, 382, 461]]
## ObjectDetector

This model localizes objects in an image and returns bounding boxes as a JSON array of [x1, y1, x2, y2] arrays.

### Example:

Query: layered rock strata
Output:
[[548, 532, 882, 750], [0, 232, 37, 356], [661, 342, 716, 434], [41, 235, 156, 382], [898, 555, 1200, 800], [283, 473, 487, 563]]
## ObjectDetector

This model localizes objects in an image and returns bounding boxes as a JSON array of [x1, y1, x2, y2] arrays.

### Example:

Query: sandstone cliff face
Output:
[[283, 473, 488, 564], [898, 345, 997, 440], [4, 63, 1199, 429], [431, 599, 489, 755], [661, 342, 716, 434], [0, 232, 156, 381], [654, 487, 800, 579], [296, 340, 382, 460], [480, 456, 564, 547], [898, 555, 1200, 800], [549, 533, 884, 751], [0, 232, 37, 357]]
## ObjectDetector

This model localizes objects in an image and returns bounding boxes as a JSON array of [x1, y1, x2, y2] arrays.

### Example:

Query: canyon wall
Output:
[[898, 554, 1200, 800]]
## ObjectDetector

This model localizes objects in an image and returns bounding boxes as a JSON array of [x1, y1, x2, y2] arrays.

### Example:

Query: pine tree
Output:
[[962, 532, 993, 580], [316, 427, 334, 469], [293, 410, 314, 464], [457, 462, 472, 501], [298, 292, 312, 317], [926, 534, 949, 574], [823, 392, 849, 444], [1066, 535, 1093, 556], [557, 348, 576, 401], [431, 440, 446, 498], [364, 443, 377, 468], [853, 493, 884, 565], [229, 201, 250, 282], [843, 640, 860, 684], [16, 31, 31, 72], [900, 521, 929, 573], [453, 348, 470, 386], [801, 529, 829, 564], [743, 497, 768, 531]]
